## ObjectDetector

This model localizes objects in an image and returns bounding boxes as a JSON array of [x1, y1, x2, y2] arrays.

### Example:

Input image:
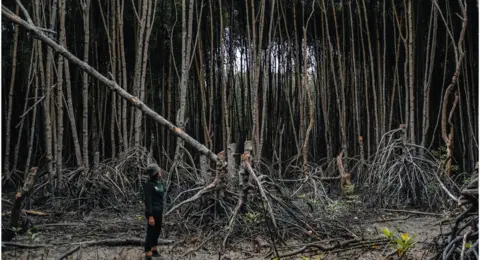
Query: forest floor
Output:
[[2, 200, 448, 260]]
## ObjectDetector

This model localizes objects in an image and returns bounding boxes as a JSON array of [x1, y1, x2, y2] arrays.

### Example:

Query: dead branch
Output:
[[56, 245, 80, 260], [433, 174, 478, 260], [277, 238, 388, 258], [2, 242, 48, 249], [382, 209, 443, 217], [244, 161, 277, 229], [3, 238, 174, 250], [71, 238, 174, 247]]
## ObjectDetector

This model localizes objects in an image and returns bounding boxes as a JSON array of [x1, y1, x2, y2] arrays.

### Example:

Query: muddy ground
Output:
[[2, 204, 448, 260]]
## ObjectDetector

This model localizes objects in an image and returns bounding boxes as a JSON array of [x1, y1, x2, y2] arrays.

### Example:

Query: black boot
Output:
[[152, 250, 161, 257], [144, 251, 153, 260]]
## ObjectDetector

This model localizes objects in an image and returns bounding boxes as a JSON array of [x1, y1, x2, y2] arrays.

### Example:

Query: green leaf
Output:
[[466, 242, 472, 249], [381, 227, 392, 238], [301, 256, 310, 260]]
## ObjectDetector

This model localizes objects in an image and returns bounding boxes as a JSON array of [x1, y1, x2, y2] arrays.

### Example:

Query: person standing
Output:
[[143, 163, 165, 259]]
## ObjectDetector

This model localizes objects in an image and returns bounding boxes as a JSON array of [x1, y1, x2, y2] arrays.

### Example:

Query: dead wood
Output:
[[4, 167, 38, 241], [433, 174, 478, 260], [382, 209, 443, 217], [3, 238, 174, 251], [71, 237, 174, 247], [276, 238, 388, 258], [2, 242, 48, 249]]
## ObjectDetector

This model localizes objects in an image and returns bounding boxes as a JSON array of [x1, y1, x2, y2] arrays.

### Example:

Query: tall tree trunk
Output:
[[118, 0, 129, 151], [56, 0, 66, 190], [361, 0, 379, 147], [133, 0, 149, 148], [63, 30, 83, 167], [11, 44, 35, 180], [4, 5, 20, 177], [24, 47, 40, 177], [421, 3, 438, 150], [81, 0, 91, 168], [44, 0, 57, 188], [348, 2, 363, 165], [301, 1, 315, 171], [407, 0, 415, 144], [331, 0, 347, 156], [174, 0, 195, 163]]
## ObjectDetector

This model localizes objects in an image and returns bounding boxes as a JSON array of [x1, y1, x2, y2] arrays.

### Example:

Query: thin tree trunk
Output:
[[133, 0, 149, 148], [218, 0, 231, 162], [361, 0, 379, 147], [63, 32, 83, 167], [44, 0, 58, 188], [407, 0, 415, 144], [24, 47, 40, 177], [11, 44, 36, 179], [118, 0, 128, 151], [356, 0, 370, 157], [4, 5, 20, 177], [421, 4, 438, 150], [81, 0, 91, 168], [330, 0, 347, 156], [348, 2, 363, 164], [301, 1, 315, 171], [174, 0, 195, 163], [56, 0, 66, 190]]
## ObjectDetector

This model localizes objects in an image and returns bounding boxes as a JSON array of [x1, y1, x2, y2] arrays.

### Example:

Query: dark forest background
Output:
[[1, 0, 478, 188]]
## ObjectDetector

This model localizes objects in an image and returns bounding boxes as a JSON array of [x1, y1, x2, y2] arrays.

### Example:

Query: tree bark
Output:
[[81, 0, 91, 169], [4, 5, 20, 177]]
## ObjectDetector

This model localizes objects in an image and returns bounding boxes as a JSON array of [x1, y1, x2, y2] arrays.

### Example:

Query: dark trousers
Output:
[[144, 214, 162, 252]]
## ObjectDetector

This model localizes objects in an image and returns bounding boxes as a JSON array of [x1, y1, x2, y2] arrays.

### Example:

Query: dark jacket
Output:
[[144, 179, 165, 217]]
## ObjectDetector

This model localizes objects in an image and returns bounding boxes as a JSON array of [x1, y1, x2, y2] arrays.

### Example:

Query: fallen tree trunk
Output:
[[1, 4, 221, 166]]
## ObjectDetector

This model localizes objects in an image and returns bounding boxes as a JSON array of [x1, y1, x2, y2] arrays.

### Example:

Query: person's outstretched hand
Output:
[[148, 216, 155, 226]]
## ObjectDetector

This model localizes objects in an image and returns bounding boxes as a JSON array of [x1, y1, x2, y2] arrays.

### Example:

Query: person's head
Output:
[[146, 163, 162, 180]]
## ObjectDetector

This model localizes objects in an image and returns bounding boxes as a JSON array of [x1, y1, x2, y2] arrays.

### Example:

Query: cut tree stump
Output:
[[3, 167, 38, 242]]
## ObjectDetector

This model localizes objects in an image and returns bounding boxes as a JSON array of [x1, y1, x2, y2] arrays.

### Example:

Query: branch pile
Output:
[[28, 147, 153, 211], [433, 173, 478, 260], [362, 127, 455, 210]]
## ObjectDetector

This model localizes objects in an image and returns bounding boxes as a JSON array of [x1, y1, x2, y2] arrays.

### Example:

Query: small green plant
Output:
[[326, 200, 346, 215], [26, 228, 40, 242], [382, 227, 417, 257], [244, 212, 260, 224], [343, 184, 355, 196], [297, 193, 306, 199], [465, 242, 472, 249]]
